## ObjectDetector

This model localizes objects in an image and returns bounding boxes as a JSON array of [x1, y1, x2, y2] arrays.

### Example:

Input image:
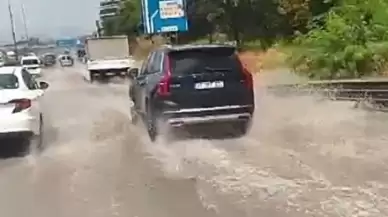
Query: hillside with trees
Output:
[[102, 0, 388, 79]]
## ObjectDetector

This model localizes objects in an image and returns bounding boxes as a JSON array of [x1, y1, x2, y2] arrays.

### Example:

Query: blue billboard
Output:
[[141, 0, 188, 34], [56, 38, 78, 48]]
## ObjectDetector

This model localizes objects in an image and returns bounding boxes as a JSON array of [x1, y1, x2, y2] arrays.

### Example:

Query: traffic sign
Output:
[[141, 0, 188, 34], [56, 38, 77, 48]]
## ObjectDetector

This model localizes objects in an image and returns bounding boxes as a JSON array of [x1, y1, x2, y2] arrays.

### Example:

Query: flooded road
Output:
[[0, 65, 387, 217]]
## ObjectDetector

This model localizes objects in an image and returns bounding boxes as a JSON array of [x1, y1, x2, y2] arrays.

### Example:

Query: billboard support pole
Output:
[[175, 32, 179, 44]]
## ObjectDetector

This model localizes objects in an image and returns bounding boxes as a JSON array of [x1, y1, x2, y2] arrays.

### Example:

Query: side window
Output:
[[145, 52, 156, 74], [139, 60, 147, 76], [21, 69, 37, 90], [151, 51, 163, 72]]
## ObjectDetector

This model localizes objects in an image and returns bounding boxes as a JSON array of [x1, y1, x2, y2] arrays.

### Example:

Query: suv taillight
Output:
[[243, 68, 253, 90], [238, 58, 253, 90], [8, 99, 31, 113], [157, 55, 172, 96]]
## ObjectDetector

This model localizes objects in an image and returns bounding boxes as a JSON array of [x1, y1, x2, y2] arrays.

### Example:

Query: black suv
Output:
[[129, 44, 255, 141]]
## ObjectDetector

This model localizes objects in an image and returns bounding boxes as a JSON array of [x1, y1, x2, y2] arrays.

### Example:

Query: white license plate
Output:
[[195, 81, 224, 89]]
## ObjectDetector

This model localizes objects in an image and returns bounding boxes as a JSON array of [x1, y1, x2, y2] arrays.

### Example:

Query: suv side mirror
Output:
[[128, 68, 139, 78], [39, 81, 49, 89]]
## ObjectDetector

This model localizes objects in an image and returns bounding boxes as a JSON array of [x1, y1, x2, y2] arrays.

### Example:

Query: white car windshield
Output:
[[22, 59, 39, 65], [0, 74, 19, 89]]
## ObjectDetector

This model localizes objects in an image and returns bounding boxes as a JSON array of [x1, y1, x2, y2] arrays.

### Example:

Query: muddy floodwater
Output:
[[0, 65, 386, 217]]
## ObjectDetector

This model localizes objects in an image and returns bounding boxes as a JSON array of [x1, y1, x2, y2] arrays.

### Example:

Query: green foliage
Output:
[[102, 0, 141, 38], [99, 0, 388, 79], [291, 0, 388, 79], [101, 0, 332, 47]]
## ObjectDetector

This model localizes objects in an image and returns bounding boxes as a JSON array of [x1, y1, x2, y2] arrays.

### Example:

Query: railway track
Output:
[[267, 78, 388, 111]]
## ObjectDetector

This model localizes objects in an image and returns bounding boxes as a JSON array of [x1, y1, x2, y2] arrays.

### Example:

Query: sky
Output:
[[0, 0, 101, 43]]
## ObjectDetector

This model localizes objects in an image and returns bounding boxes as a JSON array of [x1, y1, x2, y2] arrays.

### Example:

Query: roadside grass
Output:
[[131, 36, 167, 60]]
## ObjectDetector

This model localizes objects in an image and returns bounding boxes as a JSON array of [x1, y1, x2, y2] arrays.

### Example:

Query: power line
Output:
[[21, 2, 29, 42]]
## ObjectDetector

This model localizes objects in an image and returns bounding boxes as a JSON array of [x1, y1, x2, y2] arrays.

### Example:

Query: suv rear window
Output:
[[169, 47, 241, 75], [0, 74, 19, 89]]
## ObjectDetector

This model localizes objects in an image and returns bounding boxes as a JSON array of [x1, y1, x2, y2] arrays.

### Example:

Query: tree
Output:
[[102, 0, 141, 38]]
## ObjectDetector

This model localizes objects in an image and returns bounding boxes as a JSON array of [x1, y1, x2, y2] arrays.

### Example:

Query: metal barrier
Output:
[[267, 79, 388, 109]]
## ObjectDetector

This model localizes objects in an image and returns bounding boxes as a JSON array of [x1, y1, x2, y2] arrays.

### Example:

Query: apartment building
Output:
[[99, 0, 122, 20]]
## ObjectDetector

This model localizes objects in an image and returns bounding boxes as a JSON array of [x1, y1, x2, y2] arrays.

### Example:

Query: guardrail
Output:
[[267, 78, 388, 109]]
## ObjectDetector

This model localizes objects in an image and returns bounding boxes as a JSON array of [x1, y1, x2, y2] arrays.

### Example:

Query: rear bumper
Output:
[[60, 61, 73, 66], [162, 105, 254, 127], [0, 131, 33, 139], [0, 114, 36, 137], [167, 113, 251, 127]]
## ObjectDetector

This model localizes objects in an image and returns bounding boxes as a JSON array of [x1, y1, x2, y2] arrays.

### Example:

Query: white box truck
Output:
[[85, 35, 135, 82]]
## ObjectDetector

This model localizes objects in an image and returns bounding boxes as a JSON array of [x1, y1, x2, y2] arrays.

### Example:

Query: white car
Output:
[[0, 66, 49, 150], [20, 56, 42, 76], [58, 55, 74, 67]]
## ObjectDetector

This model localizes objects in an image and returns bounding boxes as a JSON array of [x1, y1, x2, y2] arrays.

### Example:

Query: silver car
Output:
[[58, 55, 74, 67]]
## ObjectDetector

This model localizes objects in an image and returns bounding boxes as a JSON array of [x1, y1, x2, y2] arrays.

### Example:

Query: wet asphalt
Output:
[[0, 65, 386, 217]]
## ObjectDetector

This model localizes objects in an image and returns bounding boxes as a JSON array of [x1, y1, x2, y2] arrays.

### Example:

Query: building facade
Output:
[[99, 0, 122, 20]]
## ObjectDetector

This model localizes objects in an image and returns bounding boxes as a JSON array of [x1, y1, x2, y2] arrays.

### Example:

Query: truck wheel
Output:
[[89, 71, 95, 83], [130, 105, 139, 125]]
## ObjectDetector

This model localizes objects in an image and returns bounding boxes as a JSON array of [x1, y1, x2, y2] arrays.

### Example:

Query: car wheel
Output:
[[130, 105, 139, 125], [234, 121, 251, 137], [146, 107, 157, 142], [29, 115, 44, 154], [36, 115, 44, 150]]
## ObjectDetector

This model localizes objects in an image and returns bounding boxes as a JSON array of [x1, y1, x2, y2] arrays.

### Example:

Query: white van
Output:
[[20, 56, 42, 76]]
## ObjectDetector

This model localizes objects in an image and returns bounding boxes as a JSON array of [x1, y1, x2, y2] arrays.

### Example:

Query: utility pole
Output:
[[95, 20, 102, 37], [8, 0, 18, 60], [21, 2, 29, 42]]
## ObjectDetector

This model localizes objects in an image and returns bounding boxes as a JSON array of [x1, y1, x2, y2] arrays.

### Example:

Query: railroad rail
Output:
[[267, 78, 388, 110]]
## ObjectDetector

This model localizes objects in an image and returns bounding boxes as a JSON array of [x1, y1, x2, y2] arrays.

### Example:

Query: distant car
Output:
[[20, 56, 42, 77], [58, 55, 74, 67], [42, 53, 56, 66], [77, 49, 86, 61], [129, 44, 255, 141], [0, 66, 49, 151]]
